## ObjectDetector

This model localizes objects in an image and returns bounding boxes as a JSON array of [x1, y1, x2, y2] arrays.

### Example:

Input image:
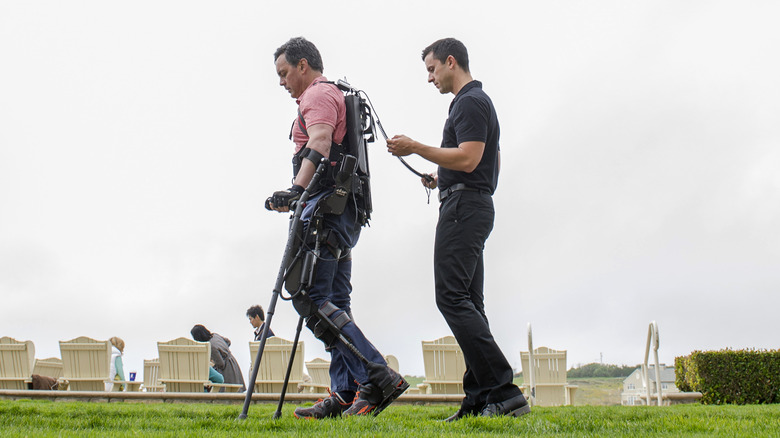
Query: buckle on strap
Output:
[[438, 183, 482, 202]]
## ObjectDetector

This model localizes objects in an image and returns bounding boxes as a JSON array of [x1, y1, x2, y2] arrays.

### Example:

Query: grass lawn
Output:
[[1, 399, 778, 437]]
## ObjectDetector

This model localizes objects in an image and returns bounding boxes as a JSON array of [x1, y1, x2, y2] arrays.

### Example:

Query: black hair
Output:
[[191, 324, 212, 342], [274, 37, 324, 72], [246, 305, 265, 321], [421, 38, 470, 73]]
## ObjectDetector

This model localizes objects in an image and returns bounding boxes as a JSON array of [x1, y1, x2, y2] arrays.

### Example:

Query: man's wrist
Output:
[[409, 139, 428, 156]]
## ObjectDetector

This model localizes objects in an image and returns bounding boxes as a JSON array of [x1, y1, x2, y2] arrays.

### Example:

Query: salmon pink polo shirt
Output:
[[292, 76, 347, 153]]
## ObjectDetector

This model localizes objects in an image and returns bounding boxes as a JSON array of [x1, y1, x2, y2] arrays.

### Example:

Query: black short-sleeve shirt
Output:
[[437, 80, 500, 194]]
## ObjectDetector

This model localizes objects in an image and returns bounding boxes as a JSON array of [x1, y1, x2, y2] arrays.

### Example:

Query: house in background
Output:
[[621, 364, 679, 405]]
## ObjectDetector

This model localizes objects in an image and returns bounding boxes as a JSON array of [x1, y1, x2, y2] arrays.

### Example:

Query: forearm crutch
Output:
[[238, 161, 327, 420]]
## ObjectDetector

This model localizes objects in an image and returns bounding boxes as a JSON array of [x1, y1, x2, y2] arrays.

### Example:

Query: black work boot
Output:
[[480, 394, 531, 418]]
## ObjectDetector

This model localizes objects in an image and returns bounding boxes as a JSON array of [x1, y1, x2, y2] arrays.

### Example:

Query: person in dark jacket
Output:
[[246, 304, 274, 341], [191, 324, 245, 392]]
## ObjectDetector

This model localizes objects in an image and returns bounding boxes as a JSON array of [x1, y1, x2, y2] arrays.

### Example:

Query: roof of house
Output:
[[625, 364, 676, 383]]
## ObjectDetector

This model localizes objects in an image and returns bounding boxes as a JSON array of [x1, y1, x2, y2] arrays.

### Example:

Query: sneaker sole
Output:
[[293, 412, 344, 420], [293, 404, 349, 420], [348, 404, 376, 416]]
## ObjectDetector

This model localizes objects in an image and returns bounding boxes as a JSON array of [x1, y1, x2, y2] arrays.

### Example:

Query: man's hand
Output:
[[422, 172, 438, 189], [388, 134, 484, 174], [386, 134, 416, 157], [265, 185, 304, 212]]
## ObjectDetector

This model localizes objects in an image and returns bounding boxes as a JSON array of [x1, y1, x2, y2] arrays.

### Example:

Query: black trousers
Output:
[[434, 190, 522, 410]]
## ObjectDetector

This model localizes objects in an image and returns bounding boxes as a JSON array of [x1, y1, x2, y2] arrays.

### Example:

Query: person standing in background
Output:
[[106, 336, 126, 391]]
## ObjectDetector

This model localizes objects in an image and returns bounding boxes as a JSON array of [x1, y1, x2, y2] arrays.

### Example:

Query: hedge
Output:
[[675, 349, 780, 405]]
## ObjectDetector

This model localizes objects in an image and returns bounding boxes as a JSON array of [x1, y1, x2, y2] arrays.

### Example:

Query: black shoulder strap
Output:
[[289, 108, 307, 140], [297, 108, 308, 136]]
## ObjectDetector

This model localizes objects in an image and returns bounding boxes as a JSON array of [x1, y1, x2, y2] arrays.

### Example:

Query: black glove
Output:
[[267, 185, 304, 210]]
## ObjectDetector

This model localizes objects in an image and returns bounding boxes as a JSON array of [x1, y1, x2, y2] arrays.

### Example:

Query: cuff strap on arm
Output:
[[302, 147, 326, 165]]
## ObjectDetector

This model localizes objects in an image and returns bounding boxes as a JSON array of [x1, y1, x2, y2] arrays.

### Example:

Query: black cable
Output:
[[358, 90, 434, 183]]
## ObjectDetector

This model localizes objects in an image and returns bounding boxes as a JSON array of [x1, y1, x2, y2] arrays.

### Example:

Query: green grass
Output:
[[1, 400, 778, 437]]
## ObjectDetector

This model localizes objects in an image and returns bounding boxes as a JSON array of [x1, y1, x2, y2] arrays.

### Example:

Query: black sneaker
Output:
[[294, 391, 352, 419], [480, 394, 531, 418]]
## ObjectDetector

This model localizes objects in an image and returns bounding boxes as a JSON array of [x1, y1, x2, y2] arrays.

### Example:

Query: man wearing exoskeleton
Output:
[[266, 36, 407, 419]]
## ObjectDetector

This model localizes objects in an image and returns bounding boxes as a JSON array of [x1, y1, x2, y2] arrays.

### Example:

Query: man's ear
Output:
[[298, 58, 309, 72], [446, 55, 457, 69]]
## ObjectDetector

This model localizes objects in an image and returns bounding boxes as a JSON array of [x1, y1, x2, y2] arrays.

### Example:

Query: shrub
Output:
[[675, 349, 780, 404]]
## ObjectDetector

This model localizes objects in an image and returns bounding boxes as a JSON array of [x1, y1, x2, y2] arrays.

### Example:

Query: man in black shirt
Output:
[[246, 305, 274, 341], [387, 38, 530, 420]]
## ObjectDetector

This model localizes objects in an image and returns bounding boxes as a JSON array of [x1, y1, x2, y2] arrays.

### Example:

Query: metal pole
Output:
[[643, 320, 662, 407], [272, 316, 305, 419], [527, 323, 535, 406], [651, 321, 662, 406]]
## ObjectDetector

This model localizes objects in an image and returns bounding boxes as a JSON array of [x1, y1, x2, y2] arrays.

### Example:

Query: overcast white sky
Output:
[[2, 1, 779, 380]]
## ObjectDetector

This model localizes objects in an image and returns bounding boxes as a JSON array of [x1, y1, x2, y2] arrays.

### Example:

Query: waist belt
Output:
[[438, 183, 490, 202]]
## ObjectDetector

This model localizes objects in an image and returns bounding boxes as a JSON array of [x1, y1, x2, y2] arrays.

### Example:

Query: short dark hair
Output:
[[274, 37, 324, 72], [421, 38, 470, 73], [191, 324, 212, 342], [246, 305, 265, 321]]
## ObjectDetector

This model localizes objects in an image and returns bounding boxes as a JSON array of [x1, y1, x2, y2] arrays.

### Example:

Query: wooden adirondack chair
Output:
[[301, 357, 330, 394], [157, 337, 210, 392], [157, 337, 241, 392], [0, 336, 35, 390], [384, 354, 400, 373], [420, 335, 466, 394], [249, 337, 304, 394], [32, 357, 63, 380], [142, 358, 165, 392], [59, 336, 114, 391], [520, 346, 577, 406]]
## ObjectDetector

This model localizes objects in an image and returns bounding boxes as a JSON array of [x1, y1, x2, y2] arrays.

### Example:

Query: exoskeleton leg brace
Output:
[[292, 292, 353, 349], [287, 249, 406, 408], [281, 156, 407, 412], [282, 153, 363, 347], [284, 208, 364, 356]]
